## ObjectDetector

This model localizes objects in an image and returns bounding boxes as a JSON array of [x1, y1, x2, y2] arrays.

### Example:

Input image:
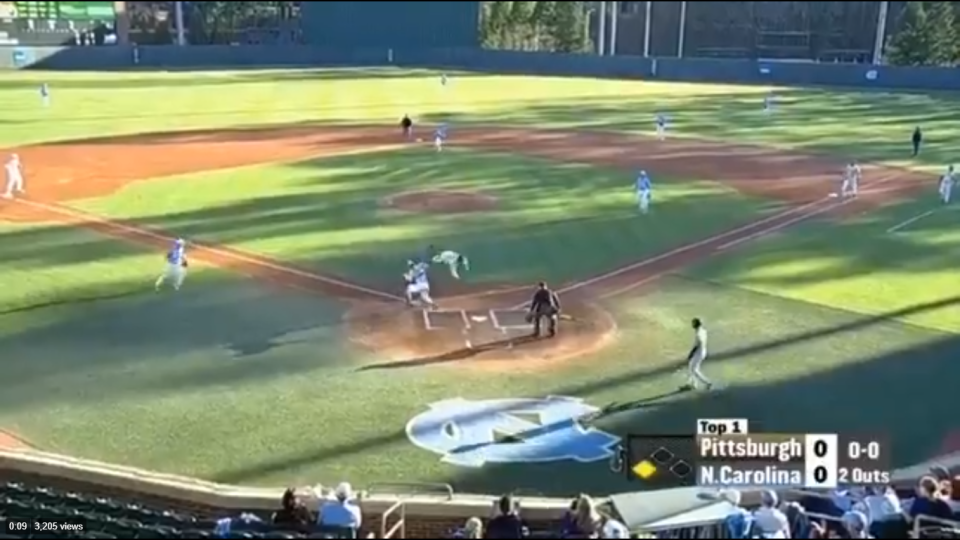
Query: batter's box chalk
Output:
[[489, 309, 533, 330], [423, 309, 470, 330]]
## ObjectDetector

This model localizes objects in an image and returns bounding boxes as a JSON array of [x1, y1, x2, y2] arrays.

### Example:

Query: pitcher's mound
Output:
[[382, 190, 498, 214], [345, 296, 617, 373]]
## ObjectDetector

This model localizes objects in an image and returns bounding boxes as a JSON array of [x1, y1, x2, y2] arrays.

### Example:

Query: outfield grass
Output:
[[69, 148, 774, 288], [1, 68, 959, 493]]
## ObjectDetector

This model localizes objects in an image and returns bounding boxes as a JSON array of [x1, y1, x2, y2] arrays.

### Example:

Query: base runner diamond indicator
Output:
[[632, 459, 657, 480], [670, 460, 692, 477]]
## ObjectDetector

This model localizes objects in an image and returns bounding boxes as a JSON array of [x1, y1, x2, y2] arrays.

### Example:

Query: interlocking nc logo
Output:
[[632, 446, 693, 481]]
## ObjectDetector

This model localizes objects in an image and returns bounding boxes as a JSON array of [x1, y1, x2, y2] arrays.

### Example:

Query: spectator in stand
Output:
[[752, 490, 790, 538], [451, 517, 483, 538], [318, 482, 362, 535], [272, 488, 314, 531], [948, 477, 960, 518], [862, 485, 907, 538], [842, 510, 871, 539], [598, 510, 630, 539], [720, 489, 752, 539], [485, 494, 527, 539], [565, 494, 602, 538], [907, 476, 954, 522]]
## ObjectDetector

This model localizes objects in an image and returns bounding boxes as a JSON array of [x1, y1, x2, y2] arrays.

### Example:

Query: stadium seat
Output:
[[178, 531, 212, 539], [81, 533, 117, 540]]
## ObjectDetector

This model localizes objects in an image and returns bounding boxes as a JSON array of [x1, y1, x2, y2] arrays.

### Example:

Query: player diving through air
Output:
[[432, 249, 470, 279]]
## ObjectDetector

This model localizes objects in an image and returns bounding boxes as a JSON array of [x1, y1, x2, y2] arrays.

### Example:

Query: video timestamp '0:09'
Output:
[[6, 517, 86, 533]]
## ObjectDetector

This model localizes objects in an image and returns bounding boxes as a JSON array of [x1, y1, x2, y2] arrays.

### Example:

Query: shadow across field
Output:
[[210, 290, 956, 488]]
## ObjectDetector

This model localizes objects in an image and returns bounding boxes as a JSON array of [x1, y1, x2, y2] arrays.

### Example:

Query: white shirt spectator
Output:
[[318, 482, 362, 530], [863, 488, 902, 522], [753, 491, 789, 539]]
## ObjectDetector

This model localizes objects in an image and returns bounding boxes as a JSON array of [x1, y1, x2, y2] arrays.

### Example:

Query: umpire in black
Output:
[[526, 282, 561, 338]]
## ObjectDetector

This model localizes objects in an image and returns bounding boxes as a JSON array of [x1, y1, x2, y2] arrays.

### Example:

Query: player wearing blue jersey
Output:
[[155, 238, 188, 291], [655, 114, 667, 140], [636, 170, 652, 214], [404, 260, 436, 308], [434, 124, 448, 152]]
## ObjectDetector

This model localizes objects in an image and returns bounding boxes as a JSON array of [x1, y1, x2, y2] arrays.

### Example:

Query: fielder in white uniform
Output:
[[763, 94, 774, 114], [434, 124, 448, 152], [841, 161, 861, 198], [155, 238, 188, 291], [655, 114, 667, 141], [636, 170, 652, 214], [3, 153, 25, 199], [404, 262, 436, 308], [432, 250, 469, 279], [939, 165, 955, 204], [681, 318, 713, 391]]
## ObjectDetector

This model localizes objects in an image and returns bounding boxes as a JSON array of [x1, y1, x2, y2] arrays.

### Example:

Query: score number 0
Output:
[[809, 437, 882, 486]]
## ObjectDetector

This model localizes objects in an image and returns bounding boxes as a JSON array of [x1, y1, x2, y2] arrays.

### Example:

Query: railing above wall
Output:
[[1, 45, 959, 92]]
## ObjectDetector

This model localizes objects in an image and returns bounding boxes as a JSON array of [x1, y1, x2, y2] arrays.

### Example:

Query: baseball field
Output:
[[0, 67, 958, 497]]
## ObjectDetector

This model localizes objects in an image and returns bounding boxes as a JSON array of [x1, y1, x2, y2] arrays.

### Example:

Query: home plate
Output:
[[828, 192, 839, 198], [471, 316, 488, 323]]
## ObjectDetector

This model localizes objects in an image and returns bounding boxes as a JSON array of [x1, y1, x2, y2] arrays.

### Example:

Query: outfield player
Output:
[[432, 249, 470, 279], [636, 170, 652, 214], [155, 238, 188, 292], [681, 318, 713, 391], [940, 165, 954, 205], [434, 124, 448, 152], [3, 153, 24, 199], [655, 114, 667, 140]]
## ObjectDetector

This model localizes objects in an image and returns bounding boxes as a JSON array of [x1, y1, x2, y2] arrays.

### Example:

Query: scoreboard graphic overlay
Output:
[[1, 2, 115, 20], [621, 419, 891, 489]]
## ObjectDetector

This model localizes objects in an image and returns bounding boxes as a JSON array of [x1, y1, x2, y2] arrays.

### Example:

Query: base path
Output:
[[0, 123, 934, 368]]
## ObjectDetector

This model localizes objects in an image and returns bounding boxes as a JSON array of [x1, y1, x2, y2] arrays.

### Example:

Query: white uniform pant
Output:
[[4, 171, 24, 196], [434, 136, 443, 152], [656, 125, 666, 140], [406, 281, 434, 305], [841, 177, 858, 197], [157, 263, 186, 289], [638, 191, 650, 213], [941, 183, 952, 204], [687, 353, 711, 388]]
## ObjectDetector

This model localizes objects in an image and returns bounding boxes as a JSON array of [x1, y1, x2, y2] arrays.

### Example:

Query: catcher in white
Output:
[[432, 249, 470, 279]]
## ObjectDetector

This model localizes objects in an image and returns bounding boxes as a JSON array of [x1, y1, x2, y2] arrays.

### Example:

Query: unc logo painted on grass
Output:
[[405, 396, 620, 467]]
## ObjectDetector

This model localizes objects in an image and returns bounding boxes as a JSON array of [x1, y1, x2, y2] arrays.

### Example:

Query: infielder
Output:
[[432, 250, 469, 279], [40, 83, 49, 108], [154, 238, 188, 292], [655, 114, 667, 141], [939, 165, 954, 205], [636, 170, 652, 214], [3, 153, 24, 199], [841, 161, 861, 198], [763, 94, 774, 114], [404, 261, 436, 308], [434, 124, 448, 152], [681, 318, 713, 391]]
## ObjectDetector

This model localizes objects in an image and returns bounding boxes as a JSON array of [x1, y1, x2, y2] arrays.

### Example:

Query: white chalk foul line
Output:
[[717, 172, 905, 251], [715, 199, 842, 251], [887, 209, 937, 234], [585, 171, 912, 300], [15, 198, 405, 303], [502, 200, 826, 310]]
